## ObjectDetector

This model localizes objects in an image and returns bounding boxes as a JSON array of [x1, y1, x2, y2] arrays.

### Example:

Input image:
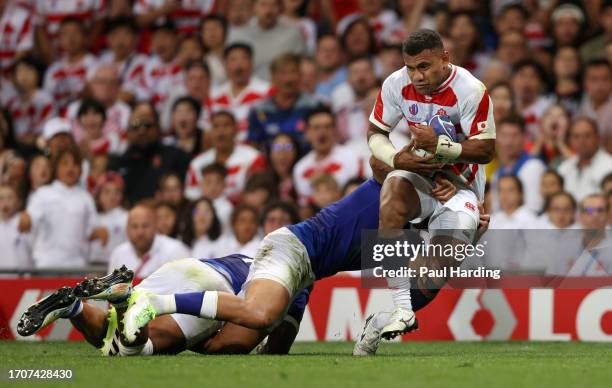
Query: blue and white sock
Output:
[[150, 291, 218, 319], [64, 299, 83, 318]]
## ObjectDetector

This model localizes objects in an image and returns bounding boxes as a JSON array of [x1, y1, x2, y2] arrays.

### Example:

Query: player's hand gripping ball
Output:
[[412, 115, 458, 163]]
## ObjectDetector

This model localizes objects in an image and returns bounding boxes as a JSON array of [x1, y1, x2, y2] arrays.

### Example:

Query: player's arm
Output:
[[410, 124, 495, 164]]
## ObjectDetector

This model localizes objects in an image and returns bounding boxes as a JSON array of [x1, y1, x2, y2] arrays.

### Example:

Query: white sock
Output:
[[150, 294, 177, 315], [386, 276, 413, 311], [200, 291, 218, 320], [372, 311, 393, 331]]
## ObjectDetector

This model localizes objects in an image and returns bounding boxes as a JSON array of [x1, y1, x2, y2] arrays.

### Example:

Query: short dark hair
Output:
[[13, 55, 45, 86], [105, 16, 139, 34], [223, 42, 253, 59], [402, 29, 444, 56], [244, 172, 277, 197], [499, 175, 523, 195], [261, 200, 299, 226], [545, 191, 577, 213], [172, 96, 202, 118], [543, 169, 565, 188], [347, 55, 374, 69], [184, 60, 210, 77], [602, 172, 612, 190], [231, 203, 259, 225], [201, 14, 228, 37], [211, 110, 237, 125], [584, 58, 612, 74], [305, 106, 335, 126], [270, 53, 301, 74], [513, 59, 550, 89], [151, 20, 176, 33], [201, 162, 227, 178], [499, 3, 529, 19], [498, 114, 526, 133], [77, 98, 106, 120], [59, 16, 85, 31]]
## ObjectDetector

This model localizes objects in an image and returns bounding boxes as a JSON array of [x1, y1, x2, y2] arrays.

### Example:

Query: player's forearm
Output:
[[367, 126, 397, 168], [456, 139, 495, 164]]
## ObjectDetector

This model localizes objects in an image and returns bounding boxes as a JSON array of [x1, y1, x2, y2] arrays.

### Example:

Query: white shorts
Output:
[[135, 258, 233, 347], [386, 170, 480, 243], [243, 227, 315, 301]]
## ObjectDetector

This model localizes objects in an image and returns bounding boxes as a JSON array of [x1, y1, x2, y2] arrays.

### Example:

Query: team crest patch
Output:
[[464, 202, 476, 212], [409, 104, 418, 115]]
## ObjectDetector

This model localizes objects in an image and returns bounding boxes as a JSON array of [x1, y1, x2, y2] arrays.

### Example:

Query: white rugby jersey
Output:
[[97, 51, 149, 98], [0, 1, 34, 73], [34, 0, 105, 43], [43, 54, 98, 110], [134, 0, 215, 35], [369, 64, 496, 200], [211, 77, 271, 143], [6, 90, 56, 137], [184, 144, 266, 201], [293, 144, 362, 206], [140, 56, 183, 110]]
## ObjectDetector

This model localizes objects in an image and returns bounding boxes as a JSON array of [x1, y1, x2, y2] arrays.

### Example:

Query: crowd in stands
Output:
[[0, 0, 611, 275]]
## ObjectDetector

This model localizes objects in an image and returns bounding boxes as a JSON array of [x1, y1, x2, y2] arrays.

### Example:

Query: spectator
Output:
[[156, 172, 191, 238], [490, 175, 538, 229], [109, 102, 190, 205], [552, 46, 582, 113], [337, 0, 398, 45], [226, 0, 253, 28], [0, 109, 15, 178], [281, 0, 317, 55], [576, 59, 612, 150], [198, 163, 233, 235], [141, 22, 182, 111], [0, 184, 31, 269], [89, 172, 128, 264], [65, 63, 131, 152], [492, 115, 547, 213], [495, 30, 529, 69], [293, 107, 361, 206], [200, 15, 229, 87], [314, 35, 348, 101], [211, 43, 271, 142], [342, 177, 366, 197], [0, 0, 34, 74], [340, 18, 378, 62], [480, 59, 512, 89], [550, 3, 585, 48], [247, 53, 323, 151], [311, 173, 342, 211], [161, 60, 212, 132], [331, 56, 377, 142], [184, 197, 224, 258], [176, 35, 205, 68], [378, 42, 404, 79], [108, 203, 191, 278], [529, 104, 573, 165], [511, 60, 554, 139], [267, 133, 300, 203], [448, 12, 488, 77], [74, 99, 119, 160], [25, 154, 51, 200], [19, 148, 108, 268], [228, 203, 261, 255], [300, 57, 319, 96], [557, 118, 612, 203], [602, 173, 612, 196], [134, 0, 215, 35], [186, 111, 266, 201], [489, 82, 515, 125], [261, 200, 299, 235], [539, 170, 565, 212], [580, 1, 612, 62], [541, 191, 577, 230], [167, 96, 205, 158], [6, 56, 54, 156], [97, 16, 148, 102], [227, 0, 307, 80], [155, 201, 179, 238], [34, 0, 105, 64], [43, 17, 98, 111], [386, 0, 432, 42], [242, 172, 276, 209]]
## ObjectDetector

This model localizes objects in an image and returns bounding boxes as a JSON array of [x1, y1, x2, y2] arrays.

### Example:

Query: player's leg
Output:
[[123, 228, 314, 342], [17, 286, 84, 337], [69, 303, 109, 348]]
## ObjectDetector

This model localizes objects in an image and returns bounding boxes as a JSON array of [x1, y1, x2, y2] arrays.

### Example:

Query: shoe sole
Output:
[[380, 319, 419, 340], [17, 287, 75, 337], [73, 265, 134, 299]]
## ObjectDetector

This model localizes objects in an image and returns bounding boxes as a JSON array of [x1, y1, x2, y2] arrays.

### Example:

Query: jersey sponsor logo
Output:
[[409, 103, 418, 115], [464, 202, 476, 212]]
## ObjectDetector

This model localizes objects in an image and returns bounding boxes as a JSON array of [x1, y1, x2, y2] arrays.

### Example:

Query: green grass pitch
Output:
[[1, 341, 611, 388]]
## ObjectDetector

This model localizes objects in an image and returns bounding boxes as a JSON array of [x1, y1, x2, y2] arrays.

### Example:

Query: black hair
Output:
[[0, 108, 16, 150], [402, 29, 444, 56], [184, 60, 211, 77], [584, 58, 612, 75], [172, 96, 202, 118], [512, 59, 550, 91], [448, 12, 483, 55], [183, 196, 222, 245], [544, 191, 577, 213], [347, 55, 374, 68], [13, 55, 45, 87], [59, 16, 85, 31], [341, 18, 377, 57], [498, 3, 529, 20], [211, 110, 237, 125], [231, 203, 259, 226], [499, 174, 523, 195], [305, 106, 335, 126], [201, 14, 228, 37], [260, 200, 299, 226], [130, 101, 160, 127], [201, 162, 227, 178], [223, 42, 253, 59], [77, 98, 107, 121], [498, 114, 526, 133], [151, 20, 177, 33], [244, 172, 277, 198], [342, 177, 366, 196], [105, 16, 139, 34]]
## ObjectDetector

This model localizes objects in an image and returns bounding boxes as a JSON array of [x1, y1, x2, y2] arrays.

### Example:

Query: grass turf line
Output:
[[0, 341, 611, 388]]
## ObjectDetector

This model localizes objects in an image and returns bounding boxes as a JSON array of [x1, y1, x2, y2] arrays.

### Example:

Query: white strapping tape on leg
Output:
[[118, 338, 153, 356]]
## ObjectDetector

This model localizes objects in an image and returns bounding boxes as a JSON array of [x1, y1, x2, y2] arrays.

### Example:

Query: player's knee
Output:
[[243, 302, 278, 330]]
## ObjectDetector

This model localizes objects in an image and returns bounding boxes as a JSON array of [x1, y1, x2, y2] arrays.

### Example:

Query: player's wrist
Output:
[[368, 133, 398, 168], [435, 136, 462, 163]]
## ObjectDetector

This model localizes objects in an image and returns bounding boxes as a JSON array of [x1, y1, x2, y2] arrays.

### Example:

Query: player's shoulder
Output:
[[451, 65, 487, 99], [382, 67, 409, 87], [189, 148, 215, 168], [233, 143, 261, 159]]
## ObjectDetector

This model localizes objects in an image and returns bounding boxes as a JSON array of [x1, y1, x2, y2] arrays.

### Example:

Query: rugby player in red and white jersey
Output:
[[211, 43, 272, 143], [363, 29, 496, 348], [0, 0, 34, 75], [134, 0, 215, 35]]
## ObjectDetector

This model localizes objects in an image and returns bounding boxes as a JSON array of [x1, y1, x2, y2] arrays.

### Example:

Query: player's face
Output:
[[579, 197, 608, 230], [548, 195, 575, 229], [404, 49, 450, 95]]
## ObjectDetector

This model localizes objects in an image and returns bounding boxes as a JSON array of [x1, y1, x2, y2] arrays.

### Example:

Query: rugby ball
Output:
[[412, 115, 458, 160]]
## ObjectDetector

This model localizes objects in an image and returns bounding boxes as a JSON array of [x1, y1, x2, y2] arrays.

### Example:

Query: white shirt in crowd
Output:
[[34, 0, 105, 44], [557, 149, 612, 203], [89, 207, 128, 265], [0, 214, 32, 270], [140, 56, 184, 111], [27, 181, 98, 268], [5, 90, 56, 138], [490, 157, 547, 213], [293, 144, 362, 206], [212, 233, 260, 258], [489, 205, 538, 229], [192, 235, 227, 260], [97, 50, 149, 99], [108, 234, 191, 278], [43, 54, 99, 109], [0, 1, 34, 72], [185, 144, 266, 201], [213, 196, 234, 236], [133, 0, 214, 35]]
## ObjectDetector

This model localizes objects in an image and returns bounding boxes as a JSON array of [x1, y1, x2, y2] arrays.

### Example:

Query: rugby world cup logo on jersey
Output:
[[409, 104, 419, 116]]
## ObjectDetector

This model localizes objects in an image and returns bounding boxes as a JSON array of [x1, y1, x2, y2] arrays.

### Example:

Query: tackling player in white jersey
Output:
[[365, 29, 496, 345]]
